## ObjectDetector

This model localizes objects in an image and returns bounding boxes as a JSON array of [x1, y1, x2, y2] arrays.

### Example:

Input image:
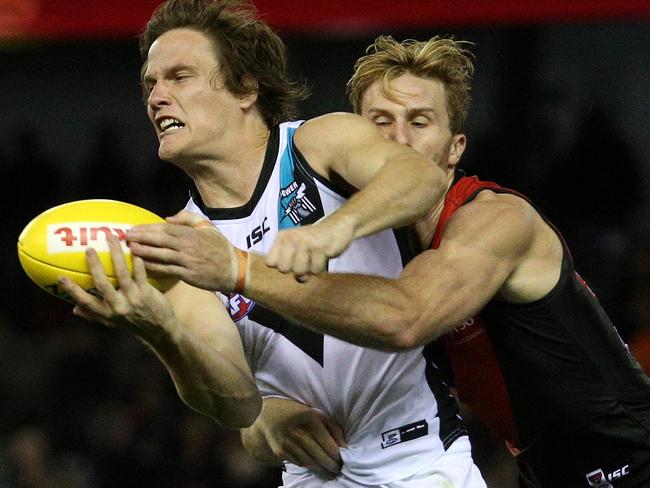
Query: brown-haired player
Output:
[[64, 1, 488, 487]]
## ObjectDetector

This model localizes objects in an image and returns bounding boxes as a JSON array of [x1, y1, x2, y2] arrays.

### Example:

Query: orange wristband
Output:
[[233, 247, 249, 293], [192, 218, 248, 293]]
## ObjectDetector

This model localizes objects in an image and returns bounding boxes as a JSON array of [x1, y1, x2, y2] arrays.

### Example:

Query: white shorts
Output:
[[280, 436, 486, 488]]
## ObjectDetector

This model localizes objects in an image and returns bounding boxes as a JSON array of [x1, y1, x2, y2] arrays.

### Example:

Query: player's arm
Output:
[[127, 192, 559, 348], [244, 192, 556, 349], [59, 236, 261, 427], [265, 113, 447, 276], [126, 192, 531, 329], [241, 397, 346, 476], [150, 281, 262, 427]]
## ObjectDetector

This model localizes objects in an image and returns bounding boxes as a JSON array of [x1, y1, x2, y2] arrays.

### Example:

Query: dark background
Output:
[[1, 2, 650, 487]]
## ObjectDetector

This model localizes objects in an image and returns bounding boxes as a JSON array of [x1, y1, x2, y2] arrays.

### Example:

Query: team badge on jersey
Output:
[[279, 180, 318, 226], [585, 465, 630, 487], [585, 469, 613, 488], [283, 182, 316, 224], [277, 126, 324, 229], [227, 293, 255, 322]]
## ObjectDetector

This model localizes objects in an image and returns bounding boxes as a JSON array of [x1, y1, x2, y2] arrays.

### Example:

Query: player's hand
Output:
[[265, 217, 354, 280], [127, 211, 236, 292], [253, 398, 346, 477], [58, 235, 175, 340]]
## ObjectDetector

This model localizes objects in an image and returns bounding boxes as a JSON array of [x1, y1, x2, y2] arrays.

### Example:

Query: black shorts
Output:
[[515, 409, 650, 488]]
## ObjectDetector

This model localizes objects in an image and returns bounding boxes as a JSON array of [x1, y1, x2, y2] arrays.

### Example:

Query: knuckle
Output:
[[274, 444, 289, 458], [113, 302, 130, 316], [112, 307, 126, 317], [76, 296, 94, 309], [286, 429, 301, 441]]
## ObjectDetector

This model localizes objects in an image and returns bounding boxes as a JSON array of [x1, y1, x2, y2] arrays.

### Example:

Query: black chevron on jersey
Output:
[[249, 304, 324, 365]]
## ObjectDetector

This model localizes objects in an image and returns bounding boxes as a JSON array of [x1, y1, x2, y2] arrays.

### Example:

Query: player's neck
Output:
[[415, 200, 444, 248], [189, 123, 271, 209], [415, 172, 454, 248]]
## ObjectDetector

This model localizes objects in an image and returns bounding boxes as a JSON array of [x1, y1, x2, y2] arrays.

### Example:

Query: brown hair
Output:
[[347, 35, 475, 134], [139, 0, 310, 127]]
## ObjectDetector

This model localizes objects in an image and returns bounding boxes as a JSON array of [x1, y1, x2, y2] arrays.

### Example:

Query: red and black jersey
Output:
[[433, 173, 650, 487]]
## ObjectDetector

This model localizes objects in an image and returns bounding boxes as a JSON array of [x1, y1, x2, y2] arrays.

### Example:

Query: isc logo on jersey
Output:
[[47, 223, 130, 253]]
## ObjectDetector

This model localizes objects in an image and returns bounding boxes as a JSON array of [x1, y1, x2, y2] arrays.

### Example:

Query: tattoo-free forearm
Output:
[[142, 325, 262, 428], [245, 255, 419, 351], [328, 153, 446, 241]]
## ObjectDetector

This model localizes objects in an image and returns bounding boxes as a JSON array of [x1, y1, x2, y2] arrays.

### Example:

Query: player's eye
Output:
[[174, 73, 191, 82], [373, 118, 392, 127], [411, 118, 429, 128]]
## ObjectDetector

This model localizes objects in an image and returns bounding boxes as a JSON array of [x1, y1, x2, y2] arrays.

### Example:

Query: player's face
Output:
[[143, 28, 244, 163], [360, 73, 465, 172]]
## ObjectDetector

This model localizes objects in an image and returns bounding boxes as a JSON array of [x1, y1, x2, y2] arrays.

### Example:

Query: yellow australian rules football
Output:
[[17, 199, 177, 302]]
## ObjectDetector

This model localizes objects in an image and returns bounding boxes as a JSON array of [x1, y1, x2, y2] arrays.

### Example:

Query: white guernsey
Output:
[[185, 121, 468, 485]]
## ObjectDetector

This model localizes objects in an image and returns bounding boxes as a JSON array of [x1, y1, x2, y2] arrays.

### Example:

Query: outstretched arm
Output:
[[243, 192, 549, 349], [59, 235, 261, 428], [128, 192, 553, 350], [265, 113, 446, 276]]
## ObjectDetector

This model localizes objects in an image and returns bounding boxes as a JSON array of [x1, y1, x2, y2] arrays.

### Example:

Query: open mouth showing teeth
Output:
[[159, 118, 185, 133]]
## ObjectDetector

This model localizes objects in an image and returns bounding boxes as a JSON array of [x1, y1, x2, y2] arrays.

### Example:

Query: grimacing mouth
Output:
[[157, 117, 186, 133]]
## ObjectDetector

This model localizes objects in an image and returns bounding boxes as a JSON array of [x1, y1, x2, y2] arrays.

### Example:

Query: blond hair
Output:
[[347, 35, 475, 134]]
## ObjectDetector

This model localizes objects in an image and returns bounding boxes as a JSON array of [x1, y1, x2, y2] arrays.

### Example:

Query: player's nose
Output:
[[148, 81, 171, 109], [391, 121, 410, 146]]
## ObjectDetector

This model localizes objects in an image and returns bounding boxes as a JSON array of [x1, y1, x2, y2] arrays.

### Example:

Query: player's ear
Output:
[[447, 133, 466, 169], [239, 74, 259, 110]]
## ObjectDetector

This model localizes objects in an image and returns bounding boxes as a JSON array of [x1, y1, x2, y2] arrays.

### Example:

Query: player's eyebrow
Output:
[[366, 107, 438, 118], [142, 63, 196, 84], [405, 107, 437, 117]]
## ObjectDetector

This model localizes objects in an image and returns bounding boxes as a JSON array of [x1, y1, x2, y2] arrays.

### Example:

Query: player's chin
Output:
[[157, 138, 184, 162], [158, 146, 176, 162]]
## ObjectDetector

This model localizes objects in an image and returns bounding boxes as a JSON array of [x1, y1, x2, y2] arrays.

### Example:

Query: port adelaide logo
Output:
[[279, 180, 318, 226]]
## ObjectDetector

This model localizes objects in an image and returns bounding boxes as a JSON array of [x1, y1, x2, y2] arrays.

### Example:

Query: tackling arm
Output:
[[245, 192, 539, 350], [127, 193, 552, 351], [265, 113, 447, 275]]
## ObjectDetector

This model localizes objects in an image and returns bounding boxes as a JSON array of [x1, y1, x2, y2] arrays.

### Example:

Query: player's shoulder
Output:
[[466, 189, 537, 222], [301, 111, 367, 128], [295, 112, 376, 145], [446, 189, 539, 246]]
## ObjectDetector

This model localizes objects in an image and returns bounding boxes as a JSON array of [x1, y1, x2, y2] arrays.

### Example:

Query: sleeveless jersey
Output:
[[434, 175, 520, 450], [435, 174, 650, 487], [185, 121, 467, 485]]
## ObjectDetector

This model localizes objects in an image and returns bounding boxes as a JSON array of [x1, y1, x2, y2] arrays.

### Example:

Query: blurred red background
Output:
[[2, 0, 650, 39]]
